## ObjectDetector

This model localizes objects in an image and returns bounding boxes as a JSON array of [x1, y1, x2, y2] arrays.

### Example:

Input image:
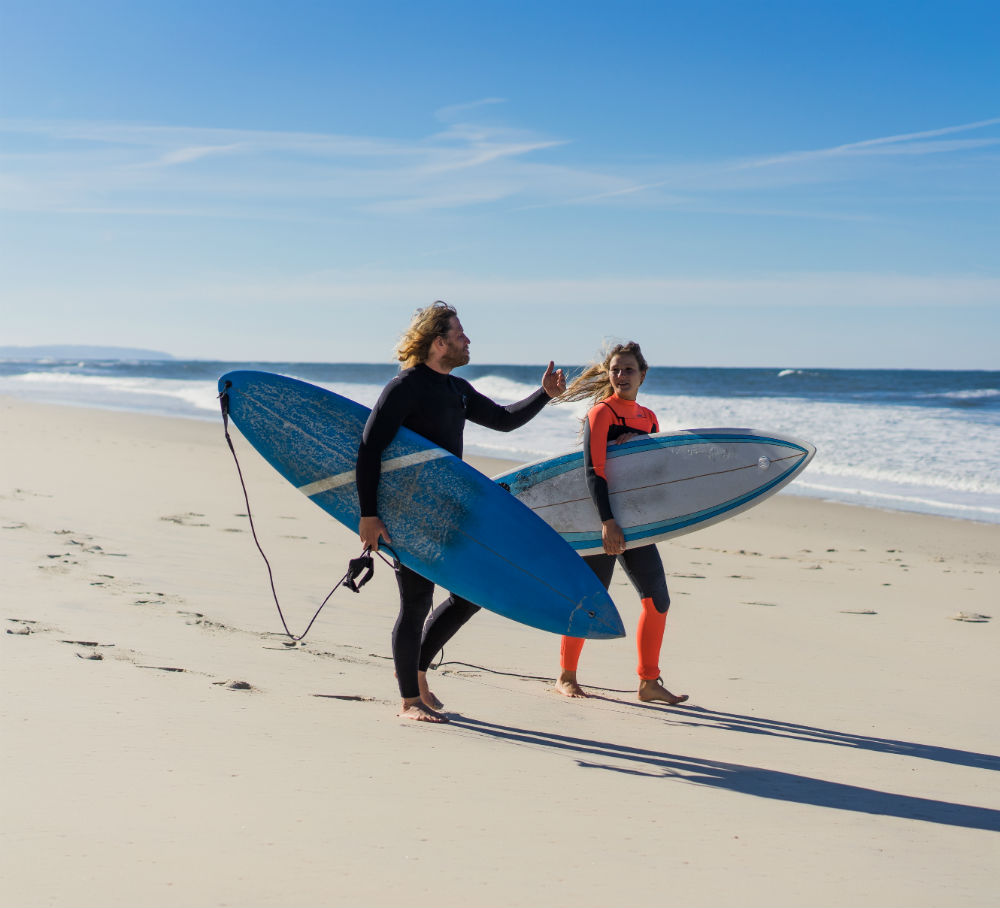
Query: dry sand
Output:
[[2, 395, 998, 907]]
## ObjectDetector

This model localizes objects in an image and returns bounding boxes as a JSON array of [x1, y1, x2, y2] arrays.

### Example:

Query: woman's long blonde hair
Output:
[[557, 341, 649, 405], [394, 300, 457, 369]]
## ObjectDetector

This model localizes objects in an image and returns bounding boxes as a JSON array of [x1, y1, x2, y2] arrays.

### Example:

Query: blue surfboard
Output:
[[219, 371, 625, 639]]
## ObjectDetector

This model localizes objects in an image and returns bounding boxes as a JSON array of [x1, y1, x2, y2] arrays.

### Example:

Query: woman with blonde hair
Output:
[[555, 341, 688, 705]]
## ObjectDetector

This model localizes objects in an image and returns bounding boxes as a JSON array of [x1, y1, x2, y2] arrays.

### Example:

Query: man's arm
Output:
[[464, 361, 566, 431], [355, 380, 411, 551]]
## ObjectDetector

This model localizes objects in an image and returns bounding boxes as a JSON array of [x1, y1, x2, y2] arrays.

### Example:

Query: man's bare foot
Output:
[[417, 670, 444, 711], [555, 670, 588, 698], [638, 678, 689, 705], [398, 698, 449, 723]]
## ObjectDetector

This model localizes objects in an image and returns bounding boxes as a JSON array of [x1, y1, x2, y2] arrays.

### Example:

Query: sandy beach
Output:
[[2, 393, 998, 908]]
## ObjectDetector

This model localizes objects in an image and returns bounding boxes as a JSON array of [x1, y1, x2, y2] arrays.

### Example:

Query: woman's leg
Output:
[[556, 636, 587, 697], [620, 546, 688, 705], [636, 597, 667, 680], [556, 552, 615, 698]]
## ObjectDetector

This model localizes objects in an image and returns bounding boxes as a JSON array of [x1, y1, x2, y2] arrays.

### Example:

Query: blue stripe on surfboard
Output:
[[561, 459, 804, 551], [497, 450, 582, 490]]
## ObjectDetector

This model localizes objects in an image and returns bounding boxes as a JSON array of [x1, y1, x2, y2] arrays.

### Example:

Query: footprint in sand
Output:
[[66, 538, 127, 557], [59, 639, 116, 659], [178, 611, 231, 631], [160, 513, 210, 527], [6, 618, 49, 635], [212, 680, 255, 691], [8, 488, 53, 501], [38, 554, 79, 573]]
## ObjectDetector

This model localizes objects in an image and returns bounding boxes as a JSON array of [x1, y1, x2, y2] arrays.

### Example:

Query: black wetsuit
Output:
[[356, 363, 550, 699]]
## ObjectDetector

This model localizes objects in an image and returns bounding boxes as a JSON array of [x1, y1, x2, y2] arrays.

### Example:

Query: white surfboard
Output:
[[492, 428, 816, 556]]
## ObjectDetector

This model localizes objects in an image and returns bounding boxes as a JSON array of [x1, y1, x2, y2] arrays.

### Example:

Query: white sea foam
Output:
[[925, 388, 1000, 401], [2, 367, 998, 523], [2, 371, 220, 415]]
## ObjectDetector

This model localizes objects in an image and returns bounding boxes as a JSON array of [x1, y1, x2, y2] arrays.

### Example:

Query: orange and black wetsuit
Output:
[[561, 394, 672, 681]]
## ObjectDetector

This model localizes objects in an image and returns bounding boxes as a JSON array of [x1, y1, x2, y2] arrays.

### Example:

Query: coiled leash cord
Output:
[[219, 383, 396, 642]]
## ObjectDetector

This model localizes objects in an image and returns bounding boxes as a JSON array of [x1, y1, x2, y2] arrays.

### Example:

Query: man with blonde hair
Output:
[[356, 301, 566, 722]]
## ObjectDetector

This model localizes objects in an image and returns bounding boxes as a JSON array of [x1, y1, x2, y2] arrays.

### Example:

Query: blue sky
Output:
[[1, 0, 998, 368]]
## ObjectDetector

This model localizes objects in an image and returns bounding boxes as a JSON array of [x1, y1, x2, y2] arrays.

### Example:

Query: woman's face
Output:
[[608, 353, 644, 400]]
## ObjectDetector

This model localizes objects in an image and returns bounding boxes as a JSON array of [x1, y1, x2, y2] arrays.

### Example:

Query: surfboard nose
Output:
[[568, 593, 626, 640]]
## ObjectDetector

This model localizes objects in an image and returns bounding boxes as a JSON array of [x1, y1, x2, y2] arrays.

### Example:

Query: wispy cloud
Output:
[[0, 114, 578, 214], [147, 143, 247, 167], [0, 111, 997, 220], [435, 98, 507, 122], [734, 116, 1000, 170]]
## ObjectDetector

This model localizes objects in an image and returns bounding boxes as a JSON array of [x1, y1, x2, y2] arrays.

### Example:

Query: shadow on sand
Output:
[[666, 705, 1000, 772], [451, 714, 1000, 832]]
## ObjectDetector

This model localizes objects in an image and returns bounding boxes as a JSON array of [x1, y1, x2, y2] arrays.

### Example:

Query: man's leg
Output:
[[393, 564, 448, 722], [418, 594, 480, 676]]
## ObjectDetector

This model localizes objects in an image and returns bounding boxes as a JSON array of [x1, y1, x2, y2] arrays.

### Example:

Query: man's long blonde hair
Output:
[[557, 341, 649, 405], [394, 301, 457, 369]]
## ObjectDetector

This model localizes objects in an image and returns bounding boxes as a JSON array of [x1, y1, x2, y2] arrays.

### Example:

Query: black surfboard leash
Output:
[[218, 383, 395, 643]]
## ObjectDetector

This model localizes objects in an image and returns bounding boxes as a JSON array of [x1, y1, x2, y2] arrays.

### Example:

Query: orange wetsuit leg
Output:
[[560, 635, 585, 672], [636, 597, 666, 680]]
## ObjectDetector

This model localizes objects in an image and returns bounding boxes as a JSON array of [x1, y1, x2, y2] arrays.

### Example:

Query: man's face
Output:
[[439, 317, 471, 368]]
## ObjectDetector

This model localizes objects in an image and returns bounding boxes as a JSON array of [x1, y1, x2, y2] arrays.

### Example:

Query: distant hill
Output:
[[0, 345, 175, 361]]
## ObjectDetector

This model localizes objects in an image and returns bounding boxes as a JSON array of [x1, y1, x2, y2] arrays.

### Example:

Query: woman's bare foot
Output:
[[398, 697, 449, 722], [555, 670, 588, 698], [638, 678, 689, 705], [417, 670, 444, 711]]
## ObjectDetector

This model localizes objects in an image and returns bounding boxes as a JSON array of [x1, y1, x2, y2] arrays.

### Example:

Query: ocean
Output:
[[2, 357, 998, 525]]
